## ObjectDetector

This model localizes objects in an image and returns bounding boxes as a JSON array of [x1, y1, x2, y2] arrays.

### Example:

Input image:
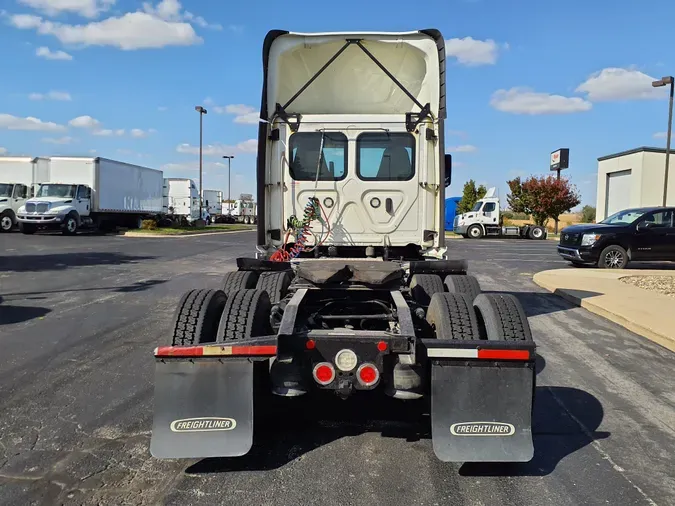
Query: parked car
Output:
[[557, 206, 675, 268]]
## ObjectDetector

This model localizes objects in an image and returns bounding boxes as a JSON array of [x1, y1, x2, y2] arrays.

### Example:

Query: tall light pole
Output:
[[222, 155, 234, 214], [652, 76, 674, 206], [195, 105, 208, 222]]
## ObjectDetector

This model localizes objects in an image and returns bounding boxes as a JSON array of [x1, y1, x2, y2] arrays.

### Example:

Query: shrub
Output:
[[141, 219, 157, 230], [581, 205, 596, 223]]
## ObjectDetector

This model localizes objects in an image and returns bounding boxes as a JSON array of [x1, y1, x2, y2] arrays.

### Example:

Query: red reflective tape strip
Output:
[[477, 349, 530, 361], [230, 345, 277, 356], [155, 346, 204, 357], [155, 345, 277, 357]]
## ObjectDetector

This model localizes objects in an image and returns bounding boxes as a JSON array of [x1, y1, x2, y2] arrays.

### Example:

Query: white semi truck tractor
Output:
[[150, 29, 537, 466], [453, 187, 547, 239]]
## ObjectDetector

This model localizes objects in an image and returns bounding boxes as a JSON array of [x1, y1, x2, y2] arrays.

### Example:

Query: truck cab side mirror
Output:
[[444, 154, 452, 187]]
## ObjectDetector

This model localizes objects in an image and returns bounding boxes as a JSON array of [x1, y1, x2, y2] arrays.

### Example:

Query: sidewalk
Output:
[[533, 268, 675, 353]]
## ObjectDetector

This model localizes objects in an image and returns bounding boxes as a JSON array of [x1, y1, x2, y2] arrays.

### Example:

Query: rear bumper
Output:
[[557, 245, 598, 263]]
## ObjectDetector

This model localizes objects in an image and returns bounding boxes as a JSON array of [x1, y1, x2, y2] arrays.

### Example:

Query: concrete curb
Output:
[[122, 229, 255, 238], [533, 271, 675, 353]]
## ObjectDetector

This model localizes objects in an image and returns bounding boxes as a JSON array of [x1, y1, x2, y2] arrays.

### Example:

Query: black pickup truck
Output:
[[557, 206, 675, 268]]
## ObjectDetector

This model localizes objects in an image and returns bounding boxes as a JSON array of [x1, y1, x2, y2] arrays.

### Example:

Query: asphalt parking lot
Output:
[[1, 232, 674, 506]]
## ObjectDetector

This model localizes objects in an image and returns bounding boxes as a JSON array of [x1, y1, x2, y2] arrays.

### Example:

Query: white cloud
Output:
[[92, 128, 125, 136], [445, 37, 504, 66], [214, 104, 261, 125], [142, 0, 221, 29], [448, 144, 477, 153], [42, 136, 75, 144], [654, 132, 668, 139], [29, 90, 72, 101], [490, 87, 592, 115], [18, 0, 116, 18], [36, 46, 73, 60], [576, 68, 668, 102], [130, 128, 156, 138], [0, 113, 66, 131], [176, 139, 258, 156], [9, 8, 202, 50], [0, 147, 7, 154], [69, 115, 100, 128]]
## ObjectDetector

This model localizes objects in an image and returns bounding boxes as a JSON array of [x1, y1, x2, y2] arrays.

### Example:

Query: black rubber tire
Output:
[[467, 225, 483, 239], [426, 292, 480, 340], [444, 274, 481, 303], [409, 274, 445, 306], [528, 226, 545, 240], [62, 212, 79, 235], [597, 245, 628, 269], [168, 289, 228, 346], [19, 223, 36, 235], [473, 293, 532, 342], [256, 271, 293, 304], [217, 289, 272, 342], [1, 210, 14, 232], [222, 270, 259, 292]]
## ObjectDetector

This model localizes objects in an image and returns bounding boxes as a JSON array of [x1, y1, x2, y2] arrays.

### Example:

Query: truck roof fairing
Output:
[[260, 29, 446, 119]]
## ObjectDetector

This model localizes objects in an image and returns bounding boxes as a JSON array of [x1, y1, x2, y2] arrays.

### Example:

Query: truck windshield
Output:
[[36, 184, 77, 198], [0, 184, 12, 197], [600, 208, 650, 225], [289, 132, 347, 181], [471, 201, 483, 212]]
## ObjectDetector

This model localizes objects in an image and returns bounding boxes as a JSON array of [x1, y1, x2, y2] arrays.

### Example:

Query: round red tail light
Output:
[[313, 362, 335, 385], [357, 363, 379, 387]]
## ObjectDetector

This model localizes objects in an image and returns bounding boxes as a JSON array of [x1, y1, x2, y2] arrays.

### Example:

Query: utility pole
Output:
[[195, 105, 208, 222], [222, 155, 234, 215], [652, 76, 674, 206]]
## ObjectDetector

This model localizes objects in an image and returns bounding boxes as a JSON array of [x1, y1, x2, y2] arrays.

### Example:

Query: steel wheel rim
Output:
[[532, 228, 543, 238], [1, 216, 11, 230], [604, 250, 623, 268], [67, 219, 77, 232], [469, 227, 480, 238]]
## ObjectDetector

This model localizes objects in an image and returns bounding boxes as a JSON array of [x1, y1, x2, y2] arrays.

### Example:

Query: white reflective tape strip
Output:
[[426, 348, 478, 359]]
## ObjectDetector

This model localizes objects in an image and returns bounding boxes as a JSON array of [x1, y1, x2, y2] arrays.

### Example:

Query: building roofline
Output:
[[598, 146, 672, 161]]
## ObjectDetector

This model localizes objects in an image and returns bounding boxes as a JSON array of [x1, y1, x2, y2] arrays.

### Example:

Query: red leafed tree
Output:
[[507, 175, 581, 226]]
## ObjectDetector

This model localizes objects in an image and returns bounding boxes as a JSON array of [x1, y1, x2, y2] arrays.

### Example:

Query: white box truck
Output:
[[0, 156, 50, 232], [202, 189, 223, 222], [16, 157, 164, 235]]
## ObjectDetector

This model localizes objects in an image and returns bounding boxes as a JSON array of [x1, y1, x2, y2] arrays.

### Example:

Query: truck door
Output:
[[76, 185, 91, 216], [481, 202, 498, 225], [12, 184, 29, 211]]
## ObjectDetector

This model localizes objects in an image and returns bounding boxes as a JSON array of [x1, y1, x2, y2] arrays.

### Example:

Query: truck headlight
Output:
[[46, 209, 61, 215], [581, 233, 601, 246]]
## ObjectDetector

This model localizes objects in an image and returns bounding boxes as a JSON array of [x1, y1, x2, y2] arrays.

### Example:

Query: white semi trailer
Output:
[[163, 178, 210, 224], [16, 157, 164, 235], [0, 156, 50, 232], [202, 189, 223, 222]]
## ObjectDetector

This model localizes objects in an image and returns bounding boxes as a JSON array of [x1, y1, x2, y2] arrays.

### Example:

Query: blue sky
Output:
[[1, 0, 674, 206]]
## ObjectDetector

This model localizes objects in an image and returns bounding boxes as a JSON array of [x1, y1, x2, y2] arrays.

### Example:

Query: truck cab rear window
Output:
[[289, 132, 347, 181], [357, 133, 415, 181]]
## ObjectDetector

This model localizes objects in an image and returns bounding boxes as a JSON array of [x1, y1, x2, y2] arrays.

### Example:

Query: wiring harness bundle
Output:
[[270, 197, 330, 262]]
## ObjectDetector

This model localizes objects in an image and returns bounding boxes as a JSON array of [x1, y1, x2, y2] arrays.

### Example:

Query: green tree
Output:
[[581, 205, 596, 223], [507, 175, 581, 226], [457, 180, 487, 214]]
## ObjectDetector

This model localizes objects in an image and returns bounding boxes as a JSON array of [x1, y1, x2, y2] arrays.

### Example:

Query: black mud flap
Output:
[[430, 360, 535, 462], [150, 359, 254, 459]]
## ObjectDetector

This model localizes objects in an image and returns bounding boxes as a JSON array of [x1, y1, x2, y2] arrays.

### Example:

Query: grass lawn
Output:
[[127, 224, 254, 236]]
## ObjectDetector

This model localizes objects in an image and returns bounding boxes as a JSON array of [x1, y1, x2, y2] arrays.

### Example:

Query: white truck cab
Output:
[[0, 183, 32, 232], [256, 30, 451, 260], [0, 156, 50, 232], [454, 187, 546, 240]]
